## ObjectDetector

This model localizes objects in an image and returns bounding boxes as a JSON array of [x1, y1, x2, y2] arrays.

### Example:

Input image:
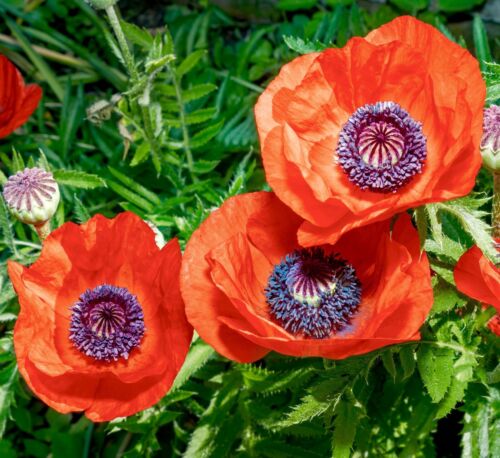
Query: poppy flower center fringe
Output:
[[337, 101, 426, 193], [69, 284, 145, 362], [265, 248, 361, 338], [3, 168, 57, 212]]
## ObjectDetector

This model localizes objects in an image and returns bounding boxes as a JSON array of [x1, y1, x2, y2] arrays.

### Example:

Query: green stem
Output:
[[34, 220, 51, 242], [493, 171, 500, 239], [105, 5, 161, 172], [404, 340, 477, 357], [105, 5, 138, 81], [168, 66, 196, 182]]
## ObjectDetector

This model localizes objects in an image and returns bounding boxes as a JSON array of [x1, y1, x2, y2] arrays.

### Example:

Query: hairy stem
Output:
[[493, 171, 500, 239], [105, 5, 160, 172], [34, 220, 51, 242], [168, 66, 196, 182], [105, 5, 138, 80]]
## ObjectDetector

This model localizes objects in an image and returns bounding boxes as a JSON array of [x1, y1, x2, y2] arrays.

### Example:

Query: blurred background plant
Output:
[[0, 0, 498, 456]]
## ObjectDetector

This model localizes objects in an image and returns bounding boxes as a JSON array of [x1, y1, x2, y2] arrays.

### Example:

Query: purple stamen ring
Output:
[[69, 284, 145, 362], [337, 101, 427, 193], [265, 248, 361, 339]]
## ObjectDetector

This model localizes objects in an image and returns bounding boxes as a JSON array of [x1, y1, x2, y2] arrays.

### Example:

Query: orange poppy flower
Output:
[[8, 212, 192, 421], [254, 16, 485, 247], [181, 192, 433, 362], [454, 244, 500, 335], [0, 55, 42, 138]]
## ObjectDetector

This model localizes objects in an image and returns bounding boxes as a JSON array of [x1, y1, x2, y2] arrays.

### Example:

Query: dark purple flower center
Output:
[[337, 101, 426, 193], [69, 284, 145, 362], [265, 248, 361, 339]]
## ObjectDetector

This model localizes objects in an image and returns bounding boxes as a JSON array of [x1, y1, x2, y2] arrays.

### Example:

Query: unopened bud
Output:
[[3, 168, 60, 226], [481, 105, 500, 172], [85, 0, 118, 10]]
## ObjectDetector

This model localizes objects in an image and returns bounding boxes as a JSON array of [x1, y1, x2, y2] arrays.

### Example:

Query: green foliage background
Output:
[[0, 0, 498, 456]]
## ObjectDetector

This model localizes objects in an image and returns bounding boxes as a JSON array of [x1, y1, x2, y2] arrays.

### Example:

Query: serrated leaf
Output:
[[183, 83, 217, 102], [432, 282, 467, 314], [190, 121, 224, 149], [53, 170, 106, 189], [192, 160, 220, 174], [280, 394, 330, 427], [120, 20, 153, 48], [436, 200, 497, 265], [108, 167, 160, 205], [0, 363, 17, 438], [381, 350, 397, 380], [399, 346, 416, 380], [172, 339, 214, 390], [73, 195, 91, 224], [176, 50, 206, 78], [106, 179, 154, 212], [436, 376, 467, 419], [417, 346, 455, 403], [332, 401, 360, 458], [11, 149, 25, 173], [0, 198, 16, 257], [283, 35, 327, 54]]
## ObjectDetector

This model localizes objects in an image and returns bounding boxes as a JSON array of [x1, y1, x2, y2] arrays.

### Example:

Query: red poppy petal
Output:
[[182, 193, 271, 362], [455, 246, 500, 311]]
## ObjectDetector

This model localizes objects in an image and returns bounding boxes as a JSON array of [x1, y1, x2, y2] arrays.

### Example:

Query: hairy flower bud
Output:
[[481, 105, 500, 172], [3, 168, 60, 226], [85, 0, 118, 10]]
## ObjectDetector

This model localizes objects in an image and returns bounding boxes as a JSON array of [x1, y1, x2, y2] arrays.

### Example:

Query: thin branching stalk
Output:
[[493, 171, 500, 238], [168, 65, 196, 182]]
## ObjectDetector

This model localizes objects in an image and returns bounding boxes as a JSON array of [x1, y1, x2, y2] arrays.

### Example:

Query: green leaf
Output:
[[72, 196, 91, 223], [172, 339, 214, 390], [381, 350, 397, 380], [436, 377, 467, 418], [108, 167, 160, 205], [183, 373, 240, 458], [120, 20, 154, 48], [280, 394, 330, 427], [483, 62, 500, 102], [53, 170, 106, 189], [0, 198, 17, 257], [11, 149, 25, 173], [438, 0, 484, 13], [436, 198, 497, 265], [283, 35, 327, 54], [5, 18, 64, 101], [182, 83, 217, 102], [399, 346, 416, 380], [190, 120, 224, 149], [192, 160, 220, 174], [254, 439, 324, 458], [58, 84, 84, 158], [176, 50, 206, 78], [432, 282, 467, 314], [277, 0, 318, 11], [331, 400, 360, 458], [106, 179, 154, 212], [472, 14, 492, 72], [391, 0, 428, 12], [0, 363, 17, 438], [417, 346, 455, 403]]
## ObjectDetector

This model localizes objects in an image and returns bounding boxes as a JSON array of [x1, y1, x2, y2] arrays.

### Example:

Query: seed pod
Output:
[[481, 105, 500, 172], [3, 167, 60, 226]]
